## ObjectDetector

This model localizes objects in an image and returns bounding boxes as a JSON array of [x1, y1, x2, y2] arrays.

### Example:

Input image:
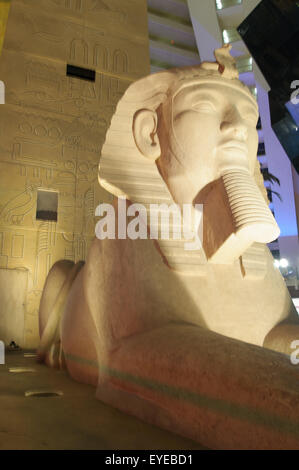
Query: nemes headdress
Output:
[[99, 44, 260, 199], [98, 45, 271, 274]]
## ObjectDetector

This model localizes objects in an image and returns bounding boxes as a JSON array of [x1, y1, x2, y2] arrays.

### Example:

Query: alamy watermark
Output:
[[291, 80, 299, 105], [95, 197, 203, 251]]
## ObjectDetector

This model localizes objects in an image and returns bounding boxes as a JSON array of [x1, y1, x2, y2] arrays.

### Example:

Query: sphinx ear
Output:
[[133, 109, 161, 160]]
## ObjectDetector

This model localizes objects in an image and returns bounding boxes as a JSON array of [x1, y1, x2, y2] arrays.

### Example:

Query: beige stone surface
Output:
[[38, 47, 299, 449], [0, 267, 27, 346], [12, 0, 148, 41], [0, 0, 150, 347], [0, 351, 204, 450], [4, 0, 149, 82], [99, 45, 279, 268], [97, 324, 299, 450], [0, 50, 132, 118], [0, 0, 10, 57]]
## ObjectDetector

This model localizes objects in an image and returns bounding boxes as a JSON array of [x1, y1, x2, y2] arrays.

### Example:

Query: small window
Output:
[[66, 64, 96, 82], [271, 249, 280, 260], [216, 0, 242, 10], [249, 86, 257, 99], [236, 56, 253, 74], [36, 190, 58, 222], [258, 142, 266, 156], [256, 116, 262, 130], [222, 28, 240, 45], [267, 189, 273, 203]]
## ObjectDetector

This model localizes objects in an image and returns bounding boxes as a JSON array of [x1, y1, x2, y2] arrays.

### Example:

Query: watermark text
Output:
[[95, 198, 203, 251]]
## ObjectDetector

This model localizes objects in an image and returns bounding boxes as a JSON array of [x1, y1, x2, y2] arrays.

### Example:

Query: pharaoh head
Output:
[[99, 45, 279, 270]]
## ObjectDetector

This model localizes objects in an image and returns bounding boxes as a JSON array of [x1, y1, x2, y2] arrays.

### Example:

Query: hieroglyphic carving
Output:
[[33, 167, 41, 178], [12, 142, 58, 168], [11, 234, 25, 258], [0, 184, 35, 225], [26, 12, 64, 46], [67, 73, 103, 109], [26, 61, 61, 96], [65, 0, 82, 10], [34, 220, 57, 286], [6, 53, 131, 117], [46, 252, 52, 275], [46, 168, 54, 180], [18, 117, 63, 143], [70, 38, 89, 65], [50, 0, 126, 19], [0, 232, 8, 268], [69, 41, 129, 74], [113, 49, 128, 73], [75, 235, 86, 260], [93, 44, 108, 70], [88, 0, 127, 22], [87, 0, 112, 12], [19, 165, 27, 177], [0, 0, 150, 348], [10, 114, 78, 171], [76, 161, 97, 182], [62, 232, 75, 260], [82, 186, 95, 234]]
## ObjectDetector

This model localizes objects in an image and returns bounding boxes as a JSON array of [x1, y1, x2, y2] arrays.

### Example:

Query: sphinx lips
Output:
[[220, 140, 249, 154]]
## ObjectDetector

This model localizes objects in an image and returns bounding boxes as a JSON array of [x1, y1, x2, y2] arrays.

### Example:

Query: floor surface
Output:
[[0, 350, 205, 450]]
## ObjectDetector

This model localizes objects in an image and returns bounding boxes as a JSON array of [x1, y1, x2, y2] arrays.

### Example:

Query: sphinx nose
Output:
[[220, 112, 248, 140]]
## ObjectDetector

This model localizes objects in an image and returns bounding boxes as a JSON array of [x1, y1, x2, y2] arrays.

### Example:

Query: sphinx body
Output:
[[38, 46, 299, 449]]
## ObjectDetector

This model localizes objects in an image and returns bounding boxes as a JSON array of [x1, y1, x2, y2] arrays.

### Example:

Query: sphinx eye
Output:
[[192, 101, 217, 113]]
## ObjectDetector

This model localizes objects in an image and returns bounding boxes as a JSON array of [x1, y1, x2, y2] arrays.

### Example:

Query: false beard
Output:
[[202, 168, 280, 264]]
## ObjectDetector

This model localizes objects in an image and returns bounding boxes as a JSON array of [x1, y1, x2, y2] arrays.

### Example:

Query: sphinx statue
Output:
[[38, 46, 299, 449]]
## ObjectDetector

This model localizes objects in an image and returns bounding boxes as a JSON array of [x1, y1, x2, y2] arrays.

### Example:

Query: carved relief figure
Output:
[[86, 0, 126, 21], [38, 46, 299, 449], [69, 38, 89, 65], [51, 0, 125, 16], [0, 184, 35, 225]]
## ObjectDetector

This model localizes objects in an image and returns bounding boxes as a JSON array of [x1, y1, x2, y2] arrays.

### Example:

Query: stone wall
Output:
[[0, 0, 150, 348], [0, 0, 10, 56]]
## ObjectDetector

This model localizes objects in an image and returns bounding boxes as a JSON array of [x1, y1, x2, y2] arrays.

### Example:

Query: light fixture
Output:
[[280, 258, 289, 268], [223, 30, 230, 44], [222, 29, 240, 44], [216, 0, 242, 10]]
